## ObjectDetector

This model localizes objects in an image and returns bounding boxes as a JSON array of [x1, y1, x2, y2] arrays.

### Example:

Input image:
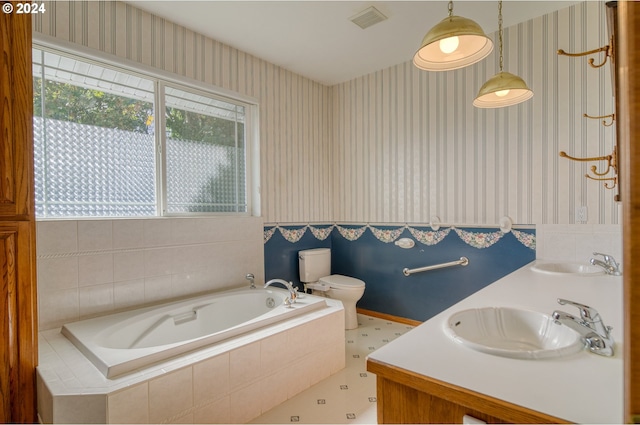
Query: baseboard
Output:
[[356, 308, 422, 327]]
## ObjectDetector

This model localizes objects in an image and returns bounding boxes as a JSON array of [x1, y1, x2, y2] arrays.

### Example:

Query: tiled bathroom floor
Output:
[[251, 314, 415, 424]]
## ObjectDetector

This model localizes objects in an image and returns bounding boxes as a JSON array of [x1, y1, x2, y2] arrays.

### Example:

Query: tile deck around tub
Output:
[[251, 314, 415, 424]]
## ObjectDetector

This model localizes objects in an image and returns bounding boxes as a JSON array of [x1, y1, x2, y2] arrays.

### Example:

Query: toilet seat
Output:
[[319, 274, 365, 290]]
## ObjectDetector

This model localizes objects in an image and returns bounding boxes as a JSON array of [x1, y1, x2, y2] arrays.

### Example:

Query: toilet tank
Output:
[[299, 248, 331, 283]]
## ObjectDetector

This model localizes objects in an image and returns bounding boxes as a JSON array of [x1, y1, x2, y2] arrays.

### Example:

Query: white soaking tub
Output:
[[62, 286, 328, 378]]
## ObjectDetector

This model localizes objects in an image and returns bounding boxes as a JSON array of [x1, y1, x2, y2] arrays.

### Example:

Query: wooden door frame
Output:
[[0, 3, 38, 422], [619, 1, 640, 423]]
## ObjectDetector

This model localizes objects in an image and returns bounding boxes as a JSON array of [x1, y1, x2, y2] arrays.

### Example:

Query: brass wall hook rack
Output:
[[557, 44, 612, 68], [559, 148, 618, 190], [583, 112, 615, 127]]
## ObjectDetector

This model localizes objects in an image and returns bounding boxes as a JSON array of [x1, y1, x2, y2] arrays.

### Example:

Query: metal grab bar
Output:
[[402, 257, 469, 276]]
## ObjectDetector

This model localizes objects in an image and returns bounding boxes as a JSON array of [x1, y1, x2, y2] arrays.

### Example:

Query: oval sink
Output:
[[444, 307, 585, 359], [530, 262, 604, 276]]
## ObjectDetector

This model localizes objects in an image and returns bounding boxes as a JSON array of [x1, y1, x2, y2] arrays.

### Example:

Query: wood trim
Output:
[[0, 1, 33, 221], [0, 4, 38, 423], [0, 229, 17, 421], [357, 308, 423, 327], [367, 358, 570, 424], [0, 223, 37, 423], [619, 2, 640, 423]]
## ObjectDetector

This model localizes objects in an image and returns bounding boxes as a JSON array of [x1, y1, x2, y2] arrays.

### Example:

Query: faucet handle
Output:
[[557, 298, 599, 321], [592, 252, 617, 266]]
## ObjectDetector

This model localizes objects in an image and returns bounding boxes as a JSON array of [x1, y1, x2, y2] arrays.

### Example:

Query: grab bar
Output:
[[403, 257, 469, 276]]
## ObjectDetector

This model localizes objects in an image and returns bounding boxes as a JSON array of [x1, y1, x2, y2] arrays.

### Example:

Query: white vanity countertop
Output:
[[367, 261, 624, 424]]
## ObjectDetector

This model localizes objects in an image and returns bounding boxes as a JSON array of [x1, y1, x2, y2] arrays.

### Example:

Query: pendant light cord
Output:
[[498, 0, 503, 72], [448, 0, 453, 17]]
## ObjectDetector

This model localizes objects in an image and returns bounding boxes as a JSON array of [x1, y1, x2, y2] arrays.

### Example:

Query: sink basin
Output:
[[530, 262, 604, 276], [444, 307, 585, 359]]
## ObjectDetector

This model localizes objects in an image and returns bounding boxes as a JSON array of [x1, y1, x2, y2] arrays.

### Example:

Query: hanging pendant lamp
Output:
[[473, 0, 533, 108], [413, 1, 493, 71]]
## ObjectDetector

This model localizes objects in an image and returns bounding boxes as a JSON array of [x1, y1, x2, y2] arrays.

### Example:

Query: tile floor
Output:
[[251, 314, 415, 424]]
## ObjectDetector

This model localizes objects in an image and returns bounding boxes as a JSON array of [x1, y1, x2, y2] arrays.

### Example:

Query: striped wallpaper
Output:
[[34, 1, 617, 226], [33, 0, 334, 224], [332, 1, 618, 225]]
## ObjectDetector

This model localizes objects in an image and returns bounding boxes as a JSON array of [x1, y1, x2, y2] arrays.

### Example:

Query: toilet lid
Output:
[[319, 274, 365, 290]]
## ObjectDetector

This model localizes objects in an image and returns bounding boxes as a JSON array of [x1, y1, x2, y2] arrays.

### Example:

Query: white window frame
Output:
[[32, 34, 261, 219]]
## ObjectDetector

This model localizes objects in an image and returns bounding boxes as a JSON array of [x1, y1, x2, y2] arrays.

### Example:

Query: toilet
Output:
[[298, 248, 365, 330]]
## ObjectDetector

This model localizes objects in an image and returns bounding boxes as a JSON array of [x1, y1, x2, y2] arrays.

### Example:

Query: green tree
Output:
[[33, 77, 244, 146], [165, 107, 242, 147], [33, 77, 151, 133]]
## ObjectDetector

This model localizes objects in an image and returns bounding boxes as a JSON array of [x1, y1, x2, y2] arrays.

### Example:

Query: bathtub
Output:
[[62, 286, 328, 378]]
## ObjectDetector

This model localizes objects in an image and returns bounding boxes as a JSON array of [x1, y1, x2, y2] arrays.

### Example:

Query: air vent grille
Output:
[[350, 6, 388, 30]]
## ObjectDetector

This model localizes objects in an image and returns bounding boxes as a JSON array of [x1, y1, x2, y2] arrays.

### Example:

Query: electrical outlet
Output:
[[575, 206, 588, 223]]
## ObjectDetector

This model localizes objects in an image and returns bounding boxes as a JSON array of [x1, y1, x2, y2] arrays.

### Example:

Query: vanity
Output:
[[367, 261, 623, 423]]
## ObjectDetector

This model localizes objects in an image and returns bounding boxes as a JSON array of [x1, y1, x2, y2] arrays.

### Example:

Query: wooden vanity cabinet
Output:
[[367, 359, 570, 424]]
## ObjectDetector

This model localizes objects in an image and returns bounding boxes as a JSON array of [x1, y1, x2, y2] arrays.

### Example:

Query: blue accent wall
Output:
[[264, 225, 535, 322], [264, 226, 331, 287]]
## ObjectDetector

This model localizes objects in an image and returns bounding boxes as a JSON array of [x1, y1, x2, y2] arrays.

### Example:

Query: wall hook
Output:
[[583, 112, 615, 127], [557, 44, 612, 68]]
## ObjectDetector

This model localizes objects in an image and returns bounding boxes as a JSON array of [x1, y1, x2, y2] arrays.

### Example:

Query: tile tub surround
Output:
[[251, 314, 415, 424], [37, 298, 345, 424], [36, 216, 265, 330]]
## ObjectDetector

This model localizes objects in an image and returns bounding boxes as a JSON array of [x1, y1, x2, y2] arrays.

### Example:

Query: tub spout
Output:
[[246, 273, 256, 289], [264, 279, 297, 304]]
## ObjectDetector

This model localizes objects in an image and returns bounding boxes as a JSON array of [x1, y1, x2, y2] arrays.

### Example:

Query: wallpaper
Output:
[[332, 1, 618, 225], [34, 1, 617, 226], [33, 0, 334, 224]]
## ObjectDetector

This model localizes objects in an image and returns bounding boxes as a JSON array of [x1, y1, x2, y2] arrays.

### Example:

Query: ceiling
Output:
[[126, 1, 581, 86]]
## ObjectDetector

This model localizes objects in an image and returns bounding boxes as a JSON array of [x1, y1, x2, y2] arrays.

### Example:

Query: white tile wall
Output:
[[37, 216, 265, 330], [536, 224, 622, 263]]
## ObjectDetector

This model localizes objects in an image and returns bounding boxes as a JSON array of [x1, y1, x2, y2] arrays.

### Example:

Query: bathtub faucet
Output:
[[246, 273, 256, 289], [264, 279, 298, 304]]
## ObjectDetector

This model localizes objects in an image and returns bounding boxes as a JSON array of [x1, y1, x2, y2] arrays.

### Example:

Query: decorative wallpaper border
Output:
[[264, 224, 535, 250]]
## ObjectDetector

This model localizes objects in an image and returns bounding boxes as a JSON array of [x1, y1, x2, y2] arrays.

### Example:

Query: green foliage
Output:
[[33, 77, 244, 148], [33, 78, 152, 133], [165, 107, 243, 148]]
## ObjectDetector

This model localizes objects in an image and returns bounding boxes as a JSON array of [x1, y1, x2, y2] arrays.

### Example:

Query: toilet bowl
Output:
[[298, 248, 366, 330], [317, 274, 365, 330]]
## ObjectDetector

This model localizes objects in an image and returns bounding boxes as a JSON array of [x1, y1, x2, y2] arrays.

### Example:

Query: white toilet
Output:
[[298, 248, 365, 330]]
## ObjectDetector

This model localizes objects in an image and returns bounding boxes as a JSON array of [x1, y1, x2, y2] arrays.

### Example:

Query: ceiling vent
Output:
[[350, 6, 388, 30]]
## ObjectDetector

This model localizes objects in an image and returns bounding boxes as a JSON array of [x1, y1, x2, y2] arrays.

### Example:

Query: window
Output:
[[33, 46, 252, 218], [164, 86, 246, 213]]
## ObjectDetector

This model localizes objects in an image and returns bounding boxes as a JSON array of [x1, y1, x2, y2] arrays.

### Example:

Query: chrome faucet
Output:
[[551, 298, 614, 357], [264, 278, 298, 304], [590, 252, 621, 276], [246, 273, 256, 289]]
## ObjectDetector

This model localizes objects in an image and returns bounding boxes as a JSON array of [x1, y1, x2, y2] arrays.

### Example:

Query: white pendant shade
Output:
[[473, 71, 533, 108], [413, 15, 493, 71]]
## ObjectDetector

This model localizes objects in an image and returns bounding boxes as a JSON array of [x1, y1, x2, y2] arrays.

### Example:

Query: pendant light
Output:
[[473, 0, 533, 108], [413, 1, 493, 71]]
